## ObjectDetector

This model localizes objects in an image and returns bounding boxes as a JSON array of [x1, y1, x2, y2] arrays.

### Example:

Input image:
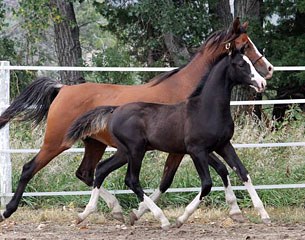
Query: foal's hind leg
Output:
[[216, 143, 271, 224], [124, 146, 170, 230], [76, 137, 106, 186], [0, 144, 68, 221], [78, 153, 127, 224], [176, 150, 212, 228], [208, 153, 245, 222], [130, 153, 184, 225], [76, 138, 124, 222]]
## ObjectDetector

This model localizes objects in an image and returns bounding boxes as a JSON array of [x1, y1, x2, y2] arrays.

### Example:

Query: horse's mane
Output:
[[188, 52, 229, 99], [149, 27, 241, 87]]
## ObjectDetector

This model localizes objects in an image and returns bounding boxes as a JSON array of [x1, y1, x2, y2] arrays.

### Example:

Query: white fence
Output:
[[1, 62, 305, 207]]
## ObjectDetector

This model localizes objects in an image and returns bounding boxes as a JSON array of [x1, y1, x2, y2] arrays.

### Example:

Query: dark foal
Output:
[[65, 51, 269, 229]]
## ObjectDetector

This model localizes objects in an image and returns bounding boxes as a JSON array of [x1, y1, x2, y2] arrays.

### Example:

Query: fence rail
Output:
[[1, 63, 305, 206]]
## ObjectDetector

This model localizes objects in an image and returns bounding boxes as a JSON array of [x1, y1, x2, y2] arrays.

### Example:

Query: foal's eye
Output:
[[238, 62, 245, 67]]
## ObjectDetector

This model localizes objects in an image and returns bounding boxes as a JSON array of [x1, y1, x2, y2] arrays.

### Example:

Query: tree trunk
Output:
[[231, 0, 262, 117], [209, 0, 232, 29], [50, 0, 84, 85], [163, 32, 190, 66]]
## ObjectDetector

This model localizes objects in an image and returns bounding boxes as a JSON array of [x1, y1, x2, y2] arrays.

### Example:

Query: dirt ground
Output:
[[1, 207, 305, 240]]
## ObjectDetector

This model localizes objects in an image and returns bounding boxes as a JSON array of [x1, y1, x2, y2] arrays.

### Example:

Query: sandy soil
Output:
[[1, 207, 305, 240]]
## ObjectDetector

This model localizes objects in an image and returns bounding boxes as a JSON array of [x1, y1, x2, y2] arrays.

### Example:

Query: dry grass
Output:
[[7, 205, 305, 226]]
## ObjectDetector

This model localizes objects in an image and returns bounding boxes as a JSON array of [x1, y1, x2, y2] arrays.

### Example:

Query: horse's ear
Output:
[[232, 17, 240, 33], [242, 21, 249, 30]]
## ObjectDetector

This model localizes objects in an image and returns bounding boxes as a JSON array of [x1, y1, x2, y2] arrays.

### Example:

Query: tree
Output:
[[94, 0, 214, 82], [231, 0, 263, 117], [263, 1, 305, 120], [49, 0, 84, 84]]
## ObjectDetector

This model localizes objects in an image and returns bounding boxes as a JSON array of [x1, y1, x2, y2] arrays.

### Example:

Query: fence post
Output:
[[0, 61, 11, 207]]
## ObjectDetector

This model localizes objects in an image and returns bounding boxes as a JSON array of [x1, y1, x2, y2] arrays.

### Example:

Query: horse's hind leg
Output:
[[0, 145, 67, 221], [208, 153, 245, 222], [76, 137, 106, 186], [130, 153, 184, 225], [216, 143, 271, 224]]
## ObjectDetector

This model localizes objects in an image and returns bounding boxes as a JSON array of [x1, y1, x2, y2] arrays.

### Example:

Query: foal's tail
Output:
[[0, 77, 63, 129], [64, 106, 116, 145]]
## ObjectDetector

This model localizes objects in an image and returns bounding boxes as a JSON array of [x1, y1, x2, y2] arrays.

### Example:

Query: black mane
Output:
[[188, 52, 229, 99]]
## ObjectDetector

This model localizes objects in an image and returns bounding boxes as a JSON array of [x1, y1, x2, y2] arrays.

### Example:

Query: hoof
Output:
[[0, 211, 5, 222], [112, 211, 125, 223], [262, 218, 271, 225], [129, 211, 138, 226], [76, 216, 84, 225], [175, 219, 183, 228], [161, 223, 171, 231], [230, 213, 246, 223]]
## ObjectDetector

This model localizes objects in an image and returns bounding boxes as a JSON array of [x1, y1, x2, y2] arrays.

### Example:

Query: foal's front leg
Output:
[[216, 142, 271, 224], [131, 153, 245, 224]]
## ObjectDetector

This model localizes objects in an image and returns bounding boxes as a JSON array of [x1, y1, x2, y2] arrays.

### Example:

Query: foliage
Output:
[[85, 44, 140, 85], [94, 0, 214, 67], [263, 1, 305, 90]]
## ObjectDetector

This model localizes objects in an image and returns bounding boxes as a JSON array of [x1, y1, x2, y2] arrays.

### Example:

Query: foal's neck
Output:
[[192, 57, 234, 115]]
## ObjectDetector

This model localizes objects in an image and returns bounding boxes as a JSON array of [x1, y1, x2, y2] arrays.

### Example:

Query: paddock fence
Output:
[[1, 62, 305, 207]]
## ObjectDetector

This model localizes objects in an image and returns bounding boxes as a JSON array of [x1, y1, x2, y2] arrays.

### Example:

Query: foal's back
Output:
[[110, 101, 188, 153]]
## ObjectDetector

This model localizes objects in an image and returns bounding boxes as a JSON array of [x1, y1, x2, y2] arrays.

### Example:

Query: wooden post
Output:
[[0, 61, 11, 207]]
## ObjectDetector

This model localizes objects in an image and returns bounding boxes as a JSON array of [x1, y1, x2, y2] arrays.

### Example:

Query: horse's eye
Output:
[[238, 61, 245, 67]]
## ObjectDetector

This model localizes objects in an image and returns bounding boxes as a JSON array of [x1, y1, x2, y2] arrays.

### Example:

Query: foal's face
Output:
[[230, 53, 266, 93]]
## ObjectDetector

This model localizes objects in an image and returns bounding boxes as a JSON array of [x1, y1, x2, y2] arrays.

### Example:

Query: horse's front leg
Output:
[[130, 153, 184, 225], [176, 149, 212, 228], [216, 142, 271, 224]]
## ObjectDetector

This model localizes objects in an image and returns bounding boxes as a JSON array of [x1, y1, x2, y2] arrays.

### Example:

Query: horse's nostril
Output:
[[268, 66, 272, 71]]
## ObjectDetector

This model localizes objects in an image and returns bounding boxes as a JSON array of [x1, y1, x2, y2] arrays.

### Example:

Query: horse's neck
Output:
[[179, 50, 219, 84], [155, 49, 223, 93]]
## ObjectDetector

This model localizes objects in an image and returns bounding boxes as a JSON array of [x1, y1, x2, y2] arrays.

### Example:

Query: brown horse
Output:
[[65, 50, 268, 229], [0, 18, 273, 222]]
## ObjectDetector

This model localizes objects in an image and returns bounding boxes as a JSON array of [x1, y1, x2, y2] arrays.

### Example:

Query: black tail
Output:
[[0, 77, 63, 129], [65, 106, 117, 145]]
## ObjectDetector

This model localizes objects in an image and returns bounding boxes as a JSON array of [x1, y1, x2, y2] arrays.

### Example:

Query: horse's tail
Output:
[[0, 77, 63, 129], [65, 106, 116, 146]]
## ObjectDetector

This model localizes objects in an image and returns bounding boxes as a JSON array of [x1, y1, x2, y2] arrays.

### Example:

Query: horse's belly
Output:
[[91, 130, 116, 148]]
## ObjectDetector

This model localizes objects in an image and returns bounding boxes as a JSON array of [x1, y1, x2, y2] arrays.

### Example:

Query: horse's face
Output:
[[230, 18, 274, 80], [230, 52, 266, 93]]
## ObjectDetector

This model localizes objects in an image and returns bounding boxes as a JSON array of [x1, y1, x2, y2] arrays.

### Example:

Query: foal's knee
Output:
[[233, 166, 249, 182], [200, 180, 212, 199]]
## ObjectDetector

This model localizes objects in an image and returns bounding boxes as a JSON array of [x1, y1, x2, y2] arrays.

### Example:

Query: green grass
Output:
[[7, 109, 305, 212]]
